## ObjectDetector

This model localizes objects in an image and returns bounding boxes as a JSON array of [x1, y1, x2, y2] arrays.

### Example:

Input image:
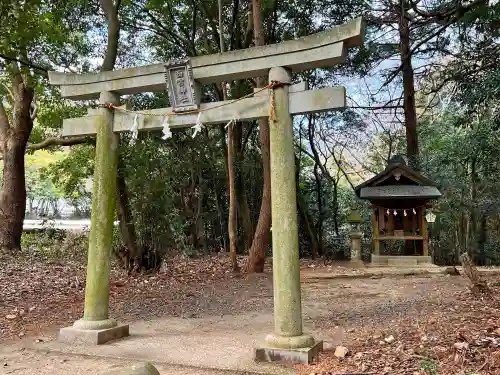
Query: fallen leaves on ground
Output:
[[0, 253, 272, 342], [297, 276, 500, 375], [3, 251, 500, 375]]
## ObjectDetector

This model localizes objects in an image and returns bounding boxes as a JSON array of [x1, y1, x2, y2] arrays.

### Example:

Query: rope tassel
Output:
[[225, 117, 237, 129], [192, 112, 203, 138], [129, 114, 139, 144], [161, 116, 172, 140]]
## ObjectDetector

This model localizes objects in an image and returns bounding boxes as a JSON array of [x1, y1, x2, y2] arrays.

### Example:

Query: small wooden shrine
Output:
[[354, 155, 442, 266]]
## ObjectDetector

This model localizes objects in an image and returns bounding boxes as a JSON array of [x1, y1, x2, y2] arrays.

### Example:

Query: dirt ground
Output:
[[1, 254, 499, 374]]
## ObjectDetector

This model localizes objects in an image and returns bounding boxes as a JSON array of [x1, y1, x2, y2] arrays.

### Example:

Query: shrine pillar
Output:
[[255, 67, 322, 364], [58, 91, 129, 344]]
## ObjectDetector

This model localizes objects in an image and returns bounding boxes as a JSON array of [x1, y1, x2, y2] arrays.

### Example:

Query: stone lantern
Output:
[[346, 210, 363, 266]]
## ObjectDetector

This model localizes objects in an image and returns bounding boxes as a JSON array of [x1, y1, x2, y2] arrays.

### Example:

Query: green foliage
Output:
[[25, 165, 62, 216], [29, 87, 88, 146], [419, 63, 500, 265], [117, 127, 228, 257], [20, 230, 88, 260], [5, 0, 497, 268], [41, 146, 94, 216], [0, 0, 94, 80], [421, 358, 439, 375]]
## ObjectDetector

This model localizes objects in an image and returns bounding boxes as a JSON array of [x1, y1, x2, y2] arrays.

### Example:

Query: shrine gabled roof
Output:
[[354, 155, 441, 200], [358, 185, 442, 200]]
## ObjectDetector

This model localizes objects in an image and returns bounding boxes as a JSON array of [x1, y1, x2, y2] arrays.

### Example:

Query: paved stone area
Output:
[[20, 314, 305, 374]]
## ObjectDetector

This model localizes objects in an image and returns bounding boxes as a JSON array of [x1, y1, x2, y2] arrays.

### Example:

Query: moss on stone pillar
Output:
[[265, 67, 314, 349], [82, 91, 120, 324]]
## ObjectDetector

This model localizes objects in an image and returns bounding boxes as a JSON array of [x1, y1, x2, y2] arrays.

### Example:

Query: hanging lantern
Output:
[[413, 208, 417, 215], [425, 211, 436, 223], [404, 210, 407, 217], [393, 210, 397, 216], [386, 209, 390, 215]]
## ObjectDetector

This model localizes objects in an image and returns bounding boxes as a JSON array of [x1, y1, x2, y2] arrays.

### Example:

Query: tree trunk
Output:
[[195, 168, 208, 253], [0, 137, 28, 251], [399, 0, 419, 170], [114, 159, 139, 265], [219, 0, 239, 272], [313, 164, 324, 253], [233, 123, 253, 250], [332, 181, 340, 236], [213, 130, 228, 253], [295, 156, 320, 258], [115, 154, 139, 272], [296, 184, 320, 259], [460, 252, 491, 295], [99, 0, 140, 269], [0, 141, 26, 252], [214, 181, 227, 252], [236, 181, 253, 249], [476, 214, 487, 265], [228, 120, 240, 272], [215, 124, 229, 252], [0, 82, 34, 252], [246, 0, 271, 273], [470, 197, 477, 261]]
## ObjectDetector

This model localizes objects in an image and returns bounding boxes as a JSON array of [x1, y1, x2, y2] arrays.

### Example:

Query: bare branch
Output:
[[0, 53, 49, 74], [409, 0, 487, 20], [27, 136, 95, 152], [197, 2, 222, 52], [0, 135, 95, 160], [350, 105, 405, 110], [378, 0, 482, 92]]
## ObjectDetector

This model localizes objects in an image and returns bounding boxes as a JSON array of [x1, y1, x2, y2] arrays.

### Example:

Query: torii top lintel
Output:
[[48, 17, 365, 100]]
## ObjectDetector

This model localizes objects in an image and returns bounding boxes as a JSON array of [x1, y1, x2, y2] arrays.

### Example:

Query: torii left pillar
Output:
[[58, 91, 130, 344]]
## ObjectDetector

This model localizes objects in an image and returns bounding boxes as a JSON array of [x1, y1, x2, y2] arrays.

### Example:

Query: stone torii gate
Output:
[[48, 17, 364, 364]]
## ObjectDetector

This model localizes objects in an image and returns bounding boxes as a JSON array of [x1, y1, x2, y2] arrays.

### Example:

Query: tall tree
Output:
[[365, 0, 489, 169], [246, 0, 271, 273], [0, 0, 91, 251], [97, 0, 142, 271], [218, 0, 240, 272], [0, 65, 36, 251], [398, 0, 418, 169]]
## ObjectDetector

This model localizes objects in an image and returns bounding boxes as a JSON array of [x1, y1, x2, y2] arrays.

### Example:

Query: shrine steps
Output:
[[371, 255, 433, 267]]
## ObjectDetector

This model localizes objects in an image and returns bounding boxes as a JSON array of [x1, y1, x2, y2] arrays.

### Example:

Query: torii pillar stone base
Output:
[[58, 91, 129, 345], [254, 67, 322, 364], [58, 319, 130, 345]]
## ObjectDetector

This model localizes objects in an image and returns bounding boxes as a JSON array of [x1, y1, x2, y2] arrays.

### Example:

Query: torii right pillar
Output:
[[255, 67, 323, 364]]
